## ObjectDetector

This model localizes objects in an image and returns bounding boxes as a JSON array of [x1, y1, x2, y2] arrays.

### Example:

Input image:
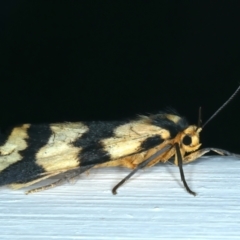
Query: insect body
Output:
[[0, 87, 239, 195]]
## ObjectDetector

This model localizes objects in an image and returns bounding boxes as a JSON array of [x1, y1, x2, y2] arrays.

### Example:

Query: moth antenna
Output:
[[202, 85, 240, 129], [112, 145, 172, 195], [197, 106, 202, 130]]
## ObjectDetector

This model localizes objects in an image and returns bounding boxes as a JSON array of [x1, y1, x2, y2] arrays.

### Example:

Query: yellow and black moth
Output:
[[0, 87, 239, 195]]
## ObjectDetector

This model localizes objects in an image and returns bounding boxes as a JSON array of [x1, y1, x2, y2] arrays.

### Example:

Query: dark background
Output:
[[1, 1, 240, 153]]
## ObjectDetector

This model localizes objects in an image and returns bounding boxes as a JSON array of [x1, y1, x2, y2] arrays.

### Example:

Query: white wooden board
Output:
[[0, 156, 240, 240]]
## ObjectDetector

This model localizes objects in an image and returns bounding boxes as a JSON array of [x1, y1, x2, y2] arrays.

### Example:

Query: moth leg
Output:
[[183, 148, 213, 164], [26, 172, 80, 194], [112, 145, 172, 194], [183, 147, 240, 164], [175, 143, 196, 196], [26, 178, 67, 194], [208, 148, 240, 158], [26, 165, 94, 194]]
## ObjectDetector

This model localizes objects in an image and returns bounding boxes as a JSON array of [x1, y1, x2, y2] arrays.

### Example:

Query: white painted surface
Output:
[[0, 156, 240, 240]]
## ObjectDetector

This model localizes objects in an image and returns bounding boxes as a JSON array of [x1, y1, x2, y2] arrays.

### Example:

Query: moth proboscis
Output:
[[0, 86, 239, 195]]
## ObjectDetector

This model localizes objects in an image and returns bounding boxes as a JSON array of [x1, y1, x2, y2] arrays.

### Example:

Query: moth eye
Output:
[[183, 135, 192, 145]]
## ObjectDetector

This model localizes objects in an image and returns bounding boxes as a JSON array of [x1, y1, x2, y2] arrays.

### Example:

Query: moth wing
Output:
[[0, 120, 169, 188]]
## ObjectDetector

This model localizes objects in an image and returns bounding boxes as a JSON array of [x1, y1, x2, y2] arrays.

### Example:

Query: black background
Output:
[[1, 1, 240, 153]]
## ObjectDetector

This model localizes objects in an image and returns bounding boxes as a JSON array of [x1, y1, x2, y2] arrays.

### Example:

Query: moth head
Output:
[[180, 125, 202, 153]]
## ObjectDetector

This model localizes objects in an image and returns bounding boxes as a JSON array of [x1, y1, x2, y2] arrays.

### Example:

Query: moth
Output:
[[0, 87, 239, 195]]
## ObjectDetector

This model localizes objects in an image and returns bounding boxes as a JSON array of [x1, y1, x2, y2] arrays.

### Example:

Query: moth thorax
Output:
[[180, 125, 202, 153]]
